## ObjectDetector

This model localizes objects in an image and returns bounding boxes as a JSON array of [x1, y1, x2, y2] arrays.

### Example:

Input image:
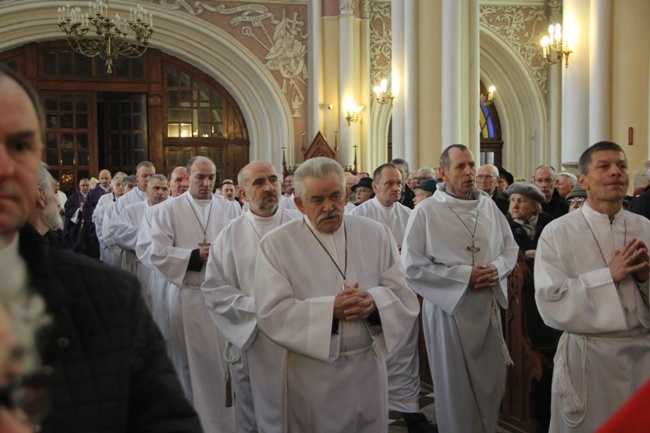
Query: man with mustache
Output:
[[402, 144, 518, 433], [535, 141, 650, 432], [148, 156, 237, 433], [254, 157, 419, 433], [351, 164, 435, 433], [202, 161, 300, 433]]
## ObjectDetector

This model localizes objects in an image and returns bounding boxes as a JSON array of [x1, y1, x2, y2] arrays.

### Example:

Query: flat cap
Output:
[[414, 178, 438, 195], [566, 185, 587, 201], [506, 182, 546, 203]]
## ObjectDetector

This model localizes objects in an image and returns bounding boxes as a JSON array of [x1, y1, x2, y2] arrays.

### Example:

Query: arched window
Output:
[[479, 82, 503, 167]]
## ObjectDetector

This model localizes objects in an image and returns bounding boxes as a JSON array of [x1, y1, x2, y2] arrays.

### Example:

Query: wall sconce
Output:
[[373, 79, 394, 105], [540, 23, 573, 68], [480, 85, 496, 106], [344, 100, 364, 125]]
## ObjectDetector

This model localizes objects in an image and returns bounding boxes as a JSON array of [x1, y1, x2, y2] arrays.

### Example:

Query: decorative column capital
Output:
[[340, 0, 355, 15], [360, 0, 370, 19]]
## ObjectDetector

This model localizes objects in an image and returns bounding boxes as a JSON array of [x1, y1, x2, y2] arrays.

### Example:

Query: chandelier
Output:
[[58, 1, 154, 74]]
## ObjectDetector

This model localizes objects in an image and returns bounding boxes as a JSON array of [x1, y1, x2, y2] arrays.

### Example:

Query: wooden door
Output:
[[102, 93, 148, 174]]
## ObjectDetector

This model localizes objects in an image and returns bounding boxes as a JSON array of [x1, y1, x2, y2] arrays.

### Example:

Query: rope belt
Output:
[[553, 328, 649, 428]]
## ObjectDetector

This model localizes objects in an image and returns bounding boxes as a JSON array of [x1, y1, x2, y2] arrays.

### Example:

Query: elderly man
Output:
[[535, 141, 650, 433], [413, 179, 437, 207], [556, 172, 577, 198], [112, 174, 169, 309], [92, 174, 125, 257], [63, 177, 90, 253], [413, 167, 436, 187], [0, 63, 201, 433], [351, 163, 434, 432], [30, 165, 66, 248], [477, 164, 509, 215], [148, 156, 236, 432], [533, 164, 569, 219], [254, 157, 419, 433], [402, 144, 518, 433], [168, 166, 189, 197], [202, 161, 300, 433]]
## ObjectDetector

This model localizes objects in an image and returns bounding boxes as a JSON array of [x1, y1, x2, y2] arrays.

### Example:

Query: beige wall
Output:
[[612, 0, 650, 183]]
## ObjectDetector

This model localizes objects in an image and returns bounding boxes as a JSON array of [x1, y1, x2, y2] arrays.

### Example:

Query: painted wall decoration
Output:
[[479, 5, 548, 95], [158, 1, 309, 127], [369, 1, 391, 87]]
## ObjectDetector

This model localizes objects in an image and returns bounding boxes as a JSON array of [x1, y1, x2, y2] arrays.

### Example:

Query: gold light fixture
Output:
[[344, 99, 364, 126], [58, 0, 154, 74], [540, 23, 573, 68], [480, 85, 496, 106], [373, 79, 394, 105]]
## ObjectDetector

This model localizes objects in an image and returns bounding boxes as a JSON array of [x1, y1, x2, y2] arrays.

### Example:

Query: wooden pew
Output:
[[499, 250, 557, 433]]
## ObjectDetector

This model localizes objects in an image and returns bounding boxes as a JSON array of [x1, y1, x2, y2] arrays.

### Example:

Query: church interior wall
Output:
[[611, 0, 650, 183]]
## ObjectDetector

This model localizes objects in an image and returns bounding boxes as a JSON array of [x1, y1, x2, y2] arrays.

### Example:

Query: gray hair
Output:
[[534, 164, 557, 179], [557, 172, 577, 186], [149, 174, 168, 183], [293, 157, 345, 199], [416, 167, 436, 179], [111, 175, 126, 187], [390, 158, 409, 173]]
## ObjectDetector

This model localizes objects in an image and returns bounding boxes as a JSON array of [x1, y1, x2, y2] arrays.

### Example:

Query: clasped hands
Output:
[[610, 238, 649, 284], [333, 283, 377, 321], [469, 264, 499, 292]]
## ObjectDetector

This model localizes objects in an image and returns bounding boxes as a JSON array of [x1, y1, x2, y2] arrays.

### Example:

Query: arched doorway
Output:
[[1, 41, 249, 194]]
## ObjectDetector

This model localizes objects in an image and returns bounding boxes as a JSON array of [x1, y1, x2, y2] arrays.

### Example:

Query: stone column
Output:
[[339, 0, 355, 166], [589, 0, 612, 144]]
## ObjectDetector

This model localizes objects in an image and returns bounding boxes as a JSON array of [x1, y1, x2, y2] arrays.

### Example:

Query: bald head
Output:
[[238, 161, 281, 217], [98, 169, 112, 188]]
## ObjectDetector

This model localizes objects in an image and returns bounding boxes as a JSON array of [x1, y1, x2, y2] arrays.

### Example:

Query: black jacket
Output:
[[541, 189, 569, 219], [507, 212, 554, 252], [18, 224, 202, 433]]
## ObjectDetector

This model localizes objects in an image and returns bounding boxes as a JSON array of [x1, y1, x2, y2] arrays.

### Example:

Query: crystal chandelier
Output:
[[58, 1, 154, 74]]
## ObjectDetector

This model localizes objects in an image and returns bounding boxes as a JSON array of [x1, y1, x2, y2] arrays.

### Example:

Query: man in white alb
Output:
[[112, 174, 169, 309], [535, 141, 650, 433], [148, 156, 236, 433], [202, 161, 300, 433], [113, 161, 155, 216], [402, 144, 518, 433], [351, 163, 434, 433], [254, 157, 420, 433], [136, 165, 192, 398]]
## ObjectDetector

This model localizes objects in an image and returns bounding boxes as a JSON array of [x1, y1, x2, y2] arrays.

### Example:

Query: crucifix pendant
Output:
[[199, 236, 210, 247], [467, 239, 480, 266]]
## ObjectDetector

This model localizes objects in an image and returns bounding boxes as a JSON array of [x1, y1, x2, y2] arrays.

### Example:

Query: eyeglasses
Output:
[[567, 197, 586, 205], [413, 176, 429, 182], [476, 175, 495, 180]]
